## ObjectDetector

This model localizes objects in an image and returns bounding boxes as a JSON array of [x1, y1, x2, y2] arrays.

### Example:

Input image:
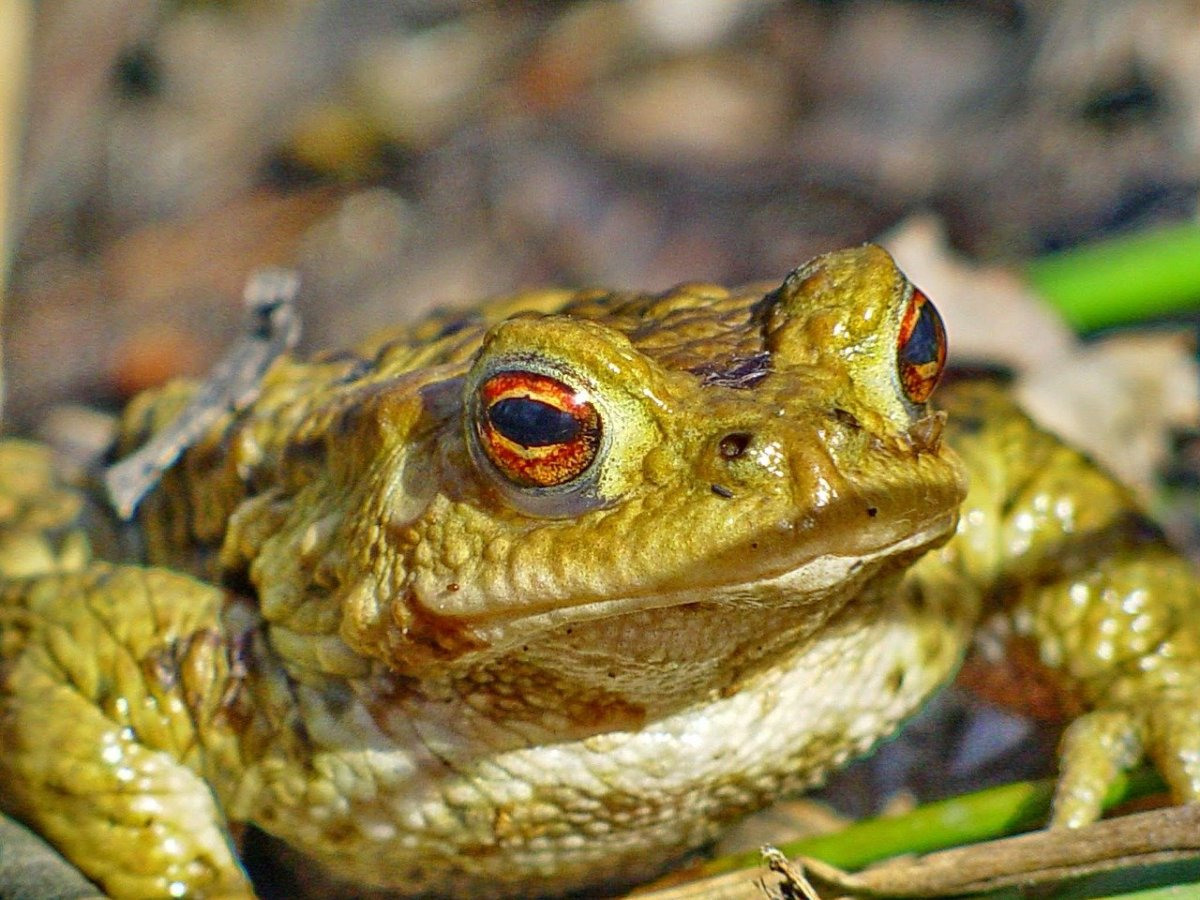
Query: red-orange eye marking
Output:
[[896, 288, 947, 405], [476, 371, 602, 488]]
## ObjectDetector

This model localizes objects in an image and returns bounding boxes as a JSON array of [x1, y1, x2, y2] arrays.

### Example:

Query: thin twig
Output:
[[627, 805, 1200, 899], [103, 269, 302, 518]]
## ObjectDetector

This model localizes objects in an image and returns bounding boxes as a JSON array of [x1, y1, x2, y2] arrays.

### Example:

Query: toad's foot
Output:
[[1040, 553, 1200, 828], [1053, 696, 1200, 828], [0, 565, 253, 898]]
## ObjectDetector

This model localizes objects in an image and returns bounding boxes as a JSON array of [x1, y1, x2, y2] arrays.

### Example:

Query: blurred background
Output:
[[3, 0, 1200, 864], [6, 0, 1200, 428]]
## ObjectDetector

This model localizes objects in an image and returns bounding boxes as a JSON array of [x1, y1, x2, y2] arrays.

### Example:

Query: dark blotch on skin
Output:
[[691, 352, 771, 389]]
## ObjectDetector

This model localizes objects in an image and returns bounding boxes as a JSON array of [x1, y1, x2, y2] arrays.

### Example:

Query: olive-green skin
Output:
[[1, 246, 1198, 898]]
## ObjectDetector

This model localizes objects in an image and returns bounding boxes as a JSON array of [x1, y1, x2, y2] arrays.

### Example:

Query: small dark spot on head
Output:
[[719, 433, 752, 459], [750, 541, 759, 550], [831, 408, 861, 429], [607, 670, 617, 679], [565, 627, 574, 635], [711, 483, 734, 499], [866, 506, 878, 518]]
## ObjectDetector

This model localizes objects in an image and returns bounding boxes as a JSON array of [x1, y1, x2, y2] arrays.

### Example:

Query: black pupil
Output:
[[899, 301, 942, 367], [488, 397, 581, 447]]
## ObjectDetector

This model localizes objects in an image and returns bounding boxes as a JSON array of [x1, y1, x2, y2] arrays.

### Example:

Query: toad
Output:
[[1, 246, 1197, 897]]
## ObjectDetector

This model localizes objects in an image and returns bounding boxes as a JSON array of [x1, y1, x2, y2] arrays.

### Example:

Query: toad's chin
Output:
[[462, 509, 958, 652]]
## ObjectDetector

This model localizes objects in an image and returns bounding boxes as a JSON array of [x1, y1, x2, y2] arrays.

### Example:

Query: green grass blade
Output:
[[698, 768, 1165, 878], [1026, 223, 1200, 331]]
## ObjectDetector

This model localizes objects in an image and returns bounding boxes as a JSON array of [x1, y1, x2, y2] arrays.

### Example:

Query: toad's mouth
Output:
[[435, 509, 959, 653]]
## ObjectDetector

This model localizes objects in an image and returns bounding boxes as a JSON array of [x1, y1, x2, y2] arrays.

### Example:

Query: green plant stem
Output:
[[1026, 223, 1200, 331], [1098, 880, 1200, 899], [698, 767, 1165, 879]]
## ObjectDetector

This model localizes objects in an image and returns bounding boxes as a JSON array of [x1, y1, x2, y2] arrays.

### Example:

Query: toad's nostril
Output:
[[718, 433, 752, 459]]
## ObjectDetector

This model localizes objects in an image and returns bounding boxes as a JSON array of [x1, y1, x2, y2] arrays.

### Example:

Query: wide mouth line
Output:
[[455, 511, 957, 647]]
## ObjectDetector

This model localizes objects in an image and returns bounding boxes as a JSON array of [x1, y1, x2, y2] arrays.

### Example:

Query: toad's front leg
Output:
[[0, 564, 254, 898], [1021, 548, 1200, 827], [942, 379, 1200, 828]]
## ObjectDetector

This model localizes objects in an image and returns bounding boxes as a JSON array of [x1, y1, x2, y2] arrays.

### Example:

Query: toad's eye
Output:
[[475, 371, 602, 488], [896, 288, 947, 405]]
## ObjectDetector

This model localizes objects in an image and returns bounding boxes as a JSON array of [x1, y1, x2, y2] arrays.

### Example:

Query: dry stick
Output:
[[630, 805, 1200, 899], [103, 269, 302, 518], [804, 803, 1200, 896]]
